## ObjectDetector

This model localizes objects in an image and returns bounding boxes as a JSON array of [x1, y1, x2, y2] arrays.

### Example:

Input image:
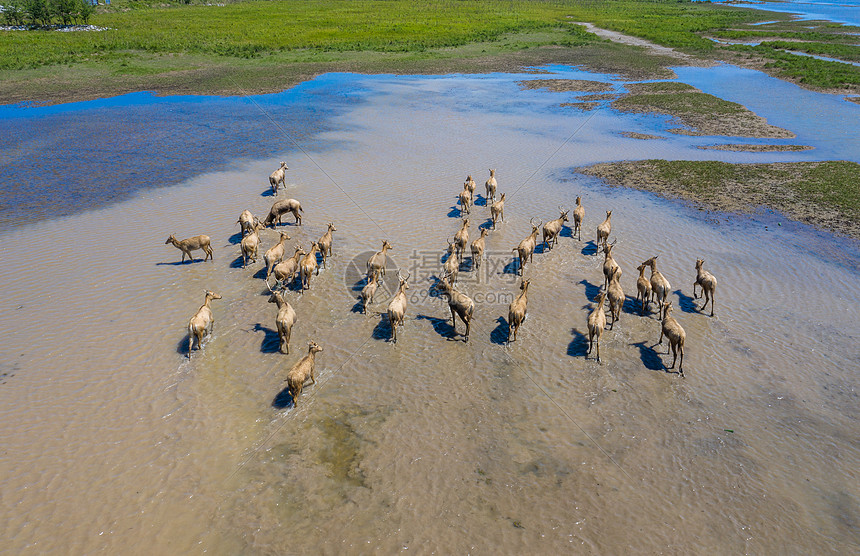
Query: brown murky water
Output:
[[1, 71, 858, 554]]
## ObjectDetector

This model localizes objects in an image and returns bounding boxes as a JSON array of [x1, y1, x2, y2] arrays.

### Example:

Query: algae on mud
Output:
[[611, 81, 795, 138], [577, 160, 860, 240]]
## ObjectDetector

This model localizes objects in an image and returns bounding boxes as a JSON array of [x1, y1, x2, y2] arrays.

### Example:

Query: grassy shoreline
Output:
[[2, 0, 858, 105], [577, 160, 860, 240]]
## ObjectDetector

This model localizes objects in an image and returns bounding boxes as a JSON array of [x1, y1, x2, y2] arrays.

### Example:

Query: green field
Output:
[[2, 0, 858, 103]]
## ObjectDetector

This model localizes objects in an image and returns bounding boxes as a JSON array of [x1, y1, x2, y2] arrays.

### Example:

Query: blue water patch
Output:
[[0, 65, 857, 233], [703, 0, 860, 27], [0, 78, 370, 230], [673, 63, 860, 160]]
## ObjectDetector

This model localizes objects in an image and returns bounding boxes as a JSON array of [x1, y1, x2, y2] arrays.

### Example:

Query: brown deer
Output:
[[507, 278, 530, 343], [586, 291, 607, 362], [187, 290, 221, 356], [658, 302, 686, 376], [607, 266, 624, 330], [596, 210, 612, 251], [602, 240, 621, 290], [299, 242, 320, 292], [458, 186, 472, 215], [285, 341, 323, 405], [435, 272, 474, 342], [636, 263, 652, 315], [237, 210, 257, 236], [470, 227, 490, 269], [360, 271, 380, 314], [453, 219, 470, 258], [490, 193, 506, 230], [367, 240, 393, 279], [542, 207, 569, 250], [643, 256, 671, 320], [485, 169, 497, 204], [693, 258, 717, 317], [165, 234, 213, 263], [572, 196, 584, 241], [264, 231, 291, 279], [317, 223, 337, 268], [272, 245, 306, 289], [264, 198, 303, 227], [266, 280, 298, 354], [240, 220, 265, 268], [269, 161, 289, 194], [388, 272, 410, 343], [464, 175, 476, 202], [512, 218, 541, 275]]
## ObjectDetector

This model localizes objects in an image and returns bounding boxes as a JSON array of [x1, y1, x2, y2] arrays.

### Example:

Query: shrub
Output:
[[2, 0, 26, 25]]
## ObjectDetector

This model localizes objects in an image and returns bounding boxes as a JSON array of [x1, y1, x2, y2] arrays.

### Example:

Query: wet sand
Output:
[[0, 71, 858, 554]]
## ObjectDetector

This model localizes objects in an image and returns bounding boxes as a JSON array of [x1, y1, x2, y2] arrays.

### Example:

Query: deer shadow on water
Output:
[[581, 240, 600, 256], [176, 334, 191, 356], [674, 289, 698, 314], [630, 340, 668, 372], [579, 279, 602, 303], [272, 385, 295, 409], [448, 206, 467, 219], [253, 323, 282, 354], [502, 257, 520, 276], [228, 231, 243, 245], [251, 266, 269, 280], [490, 316, 510, 345], [474, 194, 489, 207], [559, 225, 574, 239], [280, 276, 303, 292], [416, 313, 458, 341], [230, 255, 247, 269], [372, 312, 393, 342], [156, 259, 207, 266], [621, 294, 642, 316], [568, 327, 589, 358]]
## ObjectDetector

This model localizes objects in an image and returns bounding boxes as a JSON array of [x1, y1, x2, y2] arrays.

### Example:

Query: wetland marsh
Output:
[[1, 1, 859, 553], [0, 65, 858, 553]]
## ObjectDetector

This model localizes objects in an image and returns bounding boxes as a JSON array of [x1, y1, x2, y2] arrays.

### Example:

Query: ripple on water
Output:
[[1, 68, 859, 553]]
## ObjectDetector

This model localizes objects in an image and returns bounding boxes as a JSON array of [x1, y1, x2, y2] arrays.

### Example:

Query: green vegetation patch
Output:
[[2, 0, 858, 102], [577, 160, 860, 239], [612, 82, 794, 138], [519, 79, 613, 93]]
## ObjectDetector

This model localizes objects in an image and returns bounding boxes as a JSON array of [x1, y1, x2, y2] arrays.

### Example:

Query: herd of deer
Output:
[[167, 165, 719, 404]]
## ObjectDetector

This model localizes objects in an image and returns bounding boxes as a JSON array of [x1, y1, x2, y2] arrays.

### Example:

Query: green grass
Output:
[[650, 160, 860, 218], [0, 0, 786, 70], [615, 83, 745, 116], [0, 0, 591, 69], [1, 0, 857, 96]]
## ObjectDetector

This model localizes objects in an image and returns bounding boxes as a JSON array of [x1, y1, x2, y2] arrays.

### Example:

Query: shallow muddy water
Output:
[[0, 66, 858, 554]]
